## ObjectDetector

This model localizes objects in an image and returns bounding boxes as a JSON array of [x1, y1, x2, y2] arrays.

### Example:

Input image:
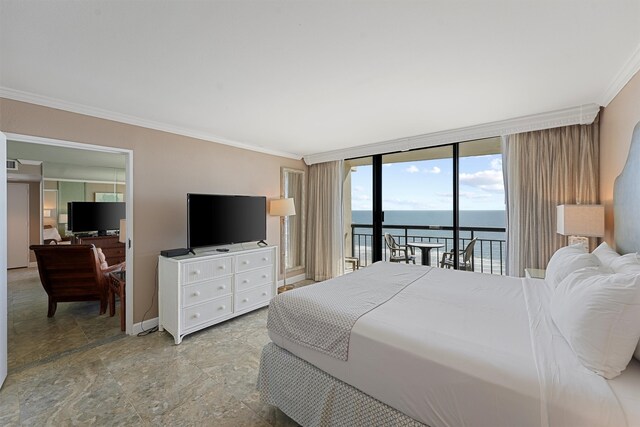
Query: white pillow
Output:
[[545, 244, 600, 288], [610, 253, 640, 274], [592, 242, 620, 271], [550, 268, 640, 379], [43, 227, 61, 242]]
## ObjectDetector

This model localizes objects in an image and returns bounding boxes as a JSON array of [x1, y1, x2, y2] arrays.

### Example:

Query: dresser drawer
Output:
[[235, 284, 272, 312], [236, 250, 273, 273], [182, 276, 232, 308], [183, 257, 232, 284], [236, 265, 272, 292], [182, 295, 232, 330]]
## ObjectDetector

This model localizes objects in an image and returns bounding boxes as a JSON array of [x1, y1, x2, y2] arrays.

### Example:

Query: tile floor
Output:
[[0, 267, 310, 426]]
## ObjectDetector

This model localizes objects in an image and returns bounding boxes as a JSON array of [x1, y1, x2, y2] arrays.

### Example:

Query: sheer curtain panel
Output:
[[306, 160, 344, 281], [503, 117, 599, 276]]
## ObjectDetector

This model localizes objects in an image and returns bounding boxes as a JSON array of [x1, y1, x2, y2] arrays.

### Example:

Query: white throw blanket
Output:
[[267, 262, 431, 360]]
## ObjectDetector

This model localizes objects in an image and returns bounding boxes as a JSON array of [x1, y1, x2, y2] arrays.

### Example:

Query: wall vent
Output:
[[6, 159, 18, 170]]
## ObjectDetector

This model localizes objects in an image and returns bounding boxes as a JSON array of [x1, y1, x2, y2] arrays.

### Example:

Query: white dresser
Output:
[[158, 245, 277, 344]]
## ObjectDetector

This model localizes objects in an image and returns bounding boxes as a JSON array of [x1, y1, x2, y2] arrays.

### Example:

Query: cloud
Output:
[[459, 169, 504, 192], [405, 165, 419, 173], [353, 185, 364, 193], [490, 158, 502, 170], [425, 166, 441, 174], [357, 194, 370, 201]]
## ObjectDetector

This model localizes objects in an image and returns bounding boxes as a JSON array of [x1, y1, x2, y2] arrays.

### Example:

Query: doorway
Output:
[[1, 132, 133, 384]]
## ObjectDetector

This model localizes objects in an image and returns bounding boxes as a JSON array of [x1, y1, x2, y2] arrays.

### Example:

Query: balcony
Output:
[[350, 223, 507, 275]]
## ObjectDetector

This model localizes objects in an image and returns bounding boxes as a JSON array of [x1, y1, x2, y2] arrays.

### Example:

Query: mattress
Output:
[[268, 263, 637, 427]]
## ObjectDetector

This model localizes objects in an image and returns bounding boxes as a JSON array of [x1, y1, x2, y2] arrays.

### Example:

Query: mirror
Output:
[[281, 167, 306, 272]]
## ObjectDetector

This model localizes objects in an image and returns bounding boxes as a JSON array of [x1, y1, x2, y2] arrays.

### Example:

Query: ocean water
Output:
[[352, 210, 506, 239]]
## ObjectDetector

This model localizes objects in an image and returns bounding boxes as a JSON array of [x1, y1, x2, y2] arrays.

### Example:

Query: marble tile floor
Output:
[[1, 268, 313, 426]]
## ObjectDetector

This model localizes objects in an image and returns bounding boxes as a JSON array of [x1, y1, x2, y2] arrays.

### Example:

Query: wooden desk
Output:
[[109, 270, 126, 331], [75, 235, 125, 265], [407, 242, 445, 266]]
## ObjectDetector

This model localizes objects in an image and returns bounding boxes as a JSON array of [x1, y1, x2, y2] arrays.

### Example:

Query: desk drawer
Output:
[[183, 257, 232, 284], [236, 250, 273, 273], [182, 277, 232, 308], [236, 265, 272, 292], [182, 295, 232, 330], [235, 284, 272, 312]]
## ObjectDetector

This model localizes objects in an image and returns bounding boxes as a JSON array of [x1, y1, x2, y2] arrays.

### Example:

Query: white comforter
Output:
[[269, 262, 628, 427]]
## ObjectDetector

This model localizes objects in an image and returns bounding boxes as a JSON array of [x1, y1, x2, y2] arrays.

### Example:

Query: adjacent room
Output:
[[1, 1, 640, 426]]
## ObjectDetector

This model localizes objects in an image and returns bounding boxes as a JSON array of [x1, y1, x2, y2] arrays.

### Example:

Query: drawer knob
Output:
[[262, 257, 268, 261], [243, 298, 249, 303], [218, 265, 226, 270], [243, 260, 250, 265], [243, 279, 249, 284], [218, 285, 226, 290], [192, 312, 200, 319], [262, 292, 268, 296], [192, 270, 201, 275], [192, 291, 200, 297], [219, 305, 226, 310], [262, 274, 267, 278]]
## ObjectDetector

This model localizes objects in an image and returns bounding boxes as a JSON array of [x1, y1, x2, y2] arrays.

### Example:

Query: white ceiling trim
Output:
[[303, 104, 601, 165], [601, 42, 640, 107], [0, 87, 302, 160]]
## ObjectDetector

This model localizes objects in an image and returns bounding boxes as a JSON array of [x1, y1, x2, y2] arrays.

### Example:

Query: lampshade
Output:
[[43, 209, 51, 218], [269, 198, 296, 217], [557, 204, 604, 237], [58, 213, 68, 224], [119, 219, 126, 243]]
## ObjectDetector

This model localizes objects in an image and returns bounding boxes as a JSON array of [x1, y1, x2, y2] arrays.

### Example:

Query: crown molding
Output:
[[303, 104, 601, 165], [0, 87, 302, 160], [601, 43, 640, 107]]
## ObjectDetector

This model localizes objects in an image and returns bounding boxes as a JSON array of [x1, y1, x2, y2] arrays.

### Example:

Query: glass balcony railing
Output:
[[349, 223, 507, 275]]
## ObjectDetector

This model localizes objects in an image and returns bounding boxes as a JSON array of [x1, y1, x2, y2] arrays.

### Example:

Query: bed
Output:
[[257, 123, 640, 427]]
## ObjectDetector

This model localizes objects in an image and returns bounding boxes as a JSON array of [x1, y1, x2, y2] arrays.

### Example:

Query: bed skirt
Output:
[[257, 342, 426, 427]]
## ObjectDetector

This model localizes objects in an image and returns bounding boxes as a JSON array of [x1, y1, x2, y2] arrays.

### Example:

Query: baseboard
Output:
[[278, 273, 306, 286], [132, 317, 159, 335], [29, 261, 37, 268]]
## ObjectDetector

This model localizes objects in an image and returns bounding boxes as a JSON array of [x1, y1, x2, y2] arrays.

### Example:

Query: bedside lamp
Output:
[[269, 198, 296, 293], [43, 209, 51, 218], [557, 204, 604, 250]]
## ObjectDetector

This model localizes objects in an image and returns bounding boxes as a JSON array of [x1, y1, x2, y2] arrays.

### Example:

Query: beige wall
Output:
[[600, 71, 640, 247], [0, 98, 306, 323]]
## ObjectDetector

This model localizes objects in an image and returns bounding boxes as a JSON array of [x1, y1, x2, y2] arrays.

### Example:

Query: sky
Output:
[[350, 154, 506, 211]]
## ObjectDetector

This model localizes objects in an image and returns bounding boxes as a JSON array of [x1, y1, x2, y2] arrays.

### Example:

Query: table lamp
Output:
[[557, 204, 604, 250]]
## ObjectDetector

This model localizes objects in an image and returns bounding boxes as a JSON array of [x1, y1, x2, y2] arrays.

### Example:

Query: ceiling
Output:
[[1, 1, 639, 159]]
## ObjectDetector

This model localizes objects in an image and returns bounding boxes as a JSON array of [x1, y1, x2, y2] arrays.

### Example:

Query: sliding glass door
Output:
[[381, 146, 454, 267], [343, 137, 506, 274]]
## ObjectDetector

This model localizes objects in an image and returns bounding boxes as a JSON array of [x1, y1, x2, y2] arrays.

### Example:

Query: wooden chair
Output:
[[440, 238, 477, 271], [29, 244, 125, 317], [384, 233, 416, 264]]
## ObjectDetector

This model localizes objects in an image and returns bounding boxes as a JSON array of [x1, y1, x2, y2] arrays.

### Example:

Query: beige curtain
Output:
[[503, 116, 599, 277], [306, 160, 344, 281]]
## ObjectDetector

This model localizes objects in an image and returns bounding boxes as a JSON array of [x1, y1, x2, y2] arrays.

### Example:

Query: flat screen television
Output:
[[187, 194, 266, 248], [68, 202, 126, 236]]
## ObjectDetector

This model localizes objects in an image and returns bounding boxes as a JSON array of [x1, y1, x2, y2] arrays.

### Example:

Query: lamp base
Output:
[[568, 235, 589, 251], [277, 285, 295, 294]]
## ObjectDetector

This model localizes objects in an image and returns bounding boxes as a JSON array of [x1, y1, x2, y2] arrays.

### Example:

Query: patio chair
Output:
[[440, 238, 477, 270], [384, 233, 416, 264]]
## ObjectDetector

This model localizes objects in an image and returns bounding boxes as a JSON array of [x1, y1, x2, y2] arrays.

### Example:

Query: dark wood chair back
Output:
[[29, 244, 108, 317]]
